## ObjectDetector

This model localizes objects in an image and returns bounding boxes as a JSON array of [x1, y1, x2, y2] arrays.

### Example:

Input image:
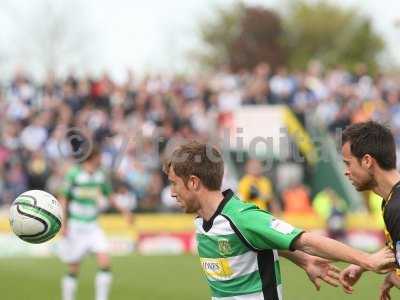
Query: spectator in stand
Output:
[[281, 182, 313, 214], [238, 159, 278, 213], [313, 188, 348, 242], [0, 63, 400, 215]]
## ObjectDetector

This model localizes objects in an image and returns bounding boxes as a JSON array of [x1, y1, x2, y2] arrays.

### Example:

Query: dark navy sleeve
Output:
[[384, 193, 400, 266]]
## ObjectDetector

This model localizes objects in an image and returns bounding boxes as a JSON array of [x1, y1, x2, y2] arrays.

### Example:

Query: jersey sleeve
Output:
[[225, 205, 303, 251], [101, 182, 112, 197], [61, 168, 77, 200], [101, 173, 112, 197]]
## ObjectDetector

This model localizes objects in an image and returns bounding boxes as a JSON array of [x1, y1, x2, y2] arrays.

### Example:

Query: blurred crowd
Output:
[[0, 61, 400, 215]]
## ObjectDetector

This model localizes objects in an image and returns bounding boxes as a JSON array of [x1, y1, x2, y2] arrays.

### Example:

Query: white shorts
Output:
[[57, 221, 108, 263]]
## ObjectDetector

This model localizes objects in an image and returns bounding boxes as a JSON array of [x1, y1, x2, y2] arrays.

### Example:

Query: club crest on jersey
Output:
[[218, 239, 233, 256]]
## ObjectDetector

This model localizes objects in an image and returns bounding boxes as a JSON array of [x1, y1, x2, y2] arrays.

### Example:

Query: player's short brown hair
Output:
[[163, 141, 224, 191], [342, 121, 396, 170]]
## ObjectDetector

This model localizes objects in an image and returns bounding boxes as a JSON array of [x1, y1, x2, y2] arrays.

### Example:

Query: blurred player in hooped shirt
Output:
[[58, 145, 133, 300]]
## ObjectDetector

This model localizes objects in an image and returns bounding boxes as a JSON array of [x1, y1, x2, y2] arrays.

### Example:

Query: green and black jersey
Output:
[[196, 189, 303, 300], [62, 166, 112, 223]]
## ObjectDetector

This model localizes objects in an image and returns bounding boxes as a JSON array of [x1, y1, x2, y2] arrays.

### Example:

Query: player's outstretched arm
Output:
[[293, 232, 395, 273], [279, 250, 340, 290]]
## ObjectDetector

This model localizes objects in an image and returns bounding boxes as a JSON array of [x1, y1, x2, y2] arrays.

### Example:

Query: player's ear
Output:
[[189, 175, 201, 191], [361, 154, 373, 169]]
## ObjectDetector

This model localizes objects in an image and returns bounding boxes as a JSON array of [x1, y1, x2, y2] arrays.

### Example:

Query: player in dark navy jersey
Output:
[[340, 121, 400, 299]]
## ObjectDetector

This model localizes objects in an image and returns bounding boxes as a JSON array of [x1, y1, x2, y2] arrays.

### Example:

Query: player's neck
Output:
[[373, 169, 400, 199], [197, 190, 225, 221], [83, 163, 96, 174]]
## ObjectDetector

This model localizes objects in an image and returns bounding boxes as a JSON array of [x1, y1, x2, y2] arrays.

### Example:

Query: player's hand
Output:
[[367, 247, 396, 273], [380, 273, 394, 300], [379, 272, 400, 300], [304, 257, 341, 291], [339, 264, 365, 294]]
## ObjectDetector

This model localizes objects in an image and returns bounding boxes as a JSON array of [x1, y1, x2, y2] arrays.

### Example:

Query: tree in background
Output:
[[194, 2, 285, 71], [284, 0, 384, 72], [230, 6, 286, 71], [195, 1, 385, 73]]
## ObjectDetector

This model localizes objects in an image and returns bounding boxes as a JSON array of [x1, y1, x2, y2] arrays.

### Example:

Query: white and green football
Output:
[[9, 190, 63, 244]]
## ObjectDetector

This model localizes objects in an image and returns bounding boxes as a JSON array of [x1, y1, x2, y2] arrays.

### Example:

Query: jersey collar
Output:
[[382, 180, 400, 211], [202, 189, 234, 232]]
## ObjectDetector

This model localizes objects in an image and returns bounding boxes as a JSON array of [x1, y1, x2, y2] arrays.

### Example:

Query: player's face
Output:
[[342, 142, 374, 191], [168, 167, 200, 213]]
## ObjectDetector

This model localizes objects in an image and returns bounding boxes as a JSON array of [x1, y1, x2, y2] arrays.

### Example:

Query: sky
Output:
[[0, 0, 399, 79]]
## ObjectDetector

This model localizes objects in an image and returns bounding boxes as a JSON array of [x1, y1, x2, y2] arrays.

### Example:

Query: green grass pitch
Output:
[[0, 255, 397, 299]]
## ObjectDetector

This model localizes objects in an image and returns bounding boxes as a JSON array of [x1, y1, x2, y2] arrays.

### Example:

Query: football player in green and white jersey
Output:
[[164, 141, 395, 300], [58, 147, 133, 300]]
